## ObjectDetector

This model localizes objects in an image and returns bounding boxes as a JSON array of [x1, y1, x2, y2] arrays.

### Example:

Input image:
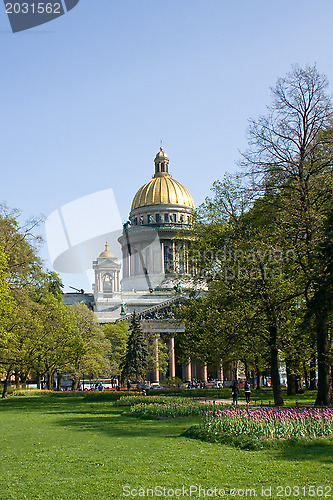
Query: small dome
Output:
[[99, 242, 116, 259]]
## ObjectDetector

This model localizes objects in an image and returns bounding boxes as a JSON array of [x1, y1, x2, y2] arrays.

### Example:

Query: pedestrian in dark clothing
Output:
[[244, 380, 251, 404], [231, 381, 239, 404], [127, 380, 131, 391]]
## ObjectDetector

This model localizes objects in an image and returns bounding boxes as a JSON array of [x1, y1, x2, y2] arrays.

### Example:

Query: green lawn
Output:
[[0, 393, 332, 499]]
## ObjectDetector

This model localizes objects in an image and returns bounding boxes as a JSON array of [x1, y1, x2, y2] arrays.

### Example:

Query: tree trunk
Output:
[[286, 361, 297, 395], [2, 365, 13, 399], [56, 374, 62, 391], [315, 310, 332, 405], [309, 354, 317, 390], [244, 361, 250, 381], [72, 376, 79, 391], [303, 362, 309, 390], [48, 372, 55, 391], [36, 372, 42, 390], [255, 362, 261, 389], [269, 323, 284, 406], [20, 372, 28, 389]]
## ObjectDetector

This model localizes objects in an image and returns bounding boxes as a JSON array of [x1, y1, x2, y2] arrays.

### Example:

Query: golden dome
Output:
[[99, 242, 116, 259], [131, 174, 194, 211]]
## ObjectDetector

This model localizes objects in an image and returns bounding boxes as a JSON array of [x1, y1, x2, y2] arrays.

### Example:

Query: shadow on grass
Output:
[[1, 394, 196, 440], [183, 425, 333, 464], [275, 438, 333, 465], [53, 406, 200, 440]]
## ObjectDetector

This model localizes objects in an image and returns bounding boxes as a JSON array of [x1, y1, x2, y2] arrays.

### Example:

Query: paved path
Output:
[[192, 397, 259, 406]]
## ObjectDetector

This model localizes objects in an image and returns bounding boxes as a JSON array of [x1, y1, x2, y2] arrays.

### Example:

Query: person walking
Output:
[[231, 381, 239, 404], [244, 380, 251, 404]]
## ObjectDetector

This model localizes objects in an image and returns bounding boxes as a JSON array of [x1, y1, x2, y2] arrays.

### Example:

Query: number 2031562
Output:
[[276, 485, 331, 497], [5, 3, 62, 14]]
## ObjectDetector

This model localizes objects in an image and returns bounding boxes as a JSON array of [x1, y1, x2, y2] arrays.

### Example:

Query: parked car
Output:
[[150, 383, 160, 390]]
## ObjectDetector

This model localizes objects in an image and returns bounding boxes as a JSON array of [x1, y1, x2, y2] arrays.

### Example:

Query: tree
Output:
[[31, 294, 81, 390], [103, 321, 130, 375], [120, 312, 149, 383], [66, 303, 111, 389], [181, 169, 320, 405], [0, 245, 16, 398], [242, 65, 333, 405]]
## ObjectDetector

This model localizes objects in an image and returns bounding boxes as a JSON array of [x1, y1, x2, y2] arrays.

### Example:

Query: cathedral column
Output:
[[202, 363, 208, 382], [218, 360, 224, 381], [184, 359, 191, 382], [130, 248, 136, 276], [152, 337, 159, 383], [172, 241, 176, 272], [138, 243, 143, 275], [185, 244, 189, 274], [168, 337, 175, 378], [161, 242, 165, 274], [123, 248, 129, 278], [149, 245, 153, 275]]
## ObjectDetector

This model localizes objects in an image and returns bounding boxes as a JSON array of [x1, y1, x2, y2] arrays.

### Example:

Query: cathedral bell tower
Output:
[[93, 242, 121, 306]]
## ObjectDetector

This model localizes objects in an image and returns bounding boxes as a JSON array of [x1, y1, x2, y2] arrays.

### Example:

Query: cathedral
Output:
[[65, 147, 223, 383], [93, 147, 194, 317]]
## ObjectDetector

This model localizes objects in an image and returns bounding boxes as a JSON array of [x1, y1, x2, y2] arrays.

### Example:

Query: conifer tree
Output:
[[120, 312, 149, 382]]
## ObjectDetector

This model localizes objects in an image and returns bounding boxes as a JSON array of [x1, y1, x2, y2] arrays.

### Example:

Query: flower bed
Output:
[[12, 389, 52, 397], [115, 395, 175, 406], [82, 390, 140, 401], [201, 407, 333, 440], [129, 398, 222, 418], [10, 389, 141, 401]]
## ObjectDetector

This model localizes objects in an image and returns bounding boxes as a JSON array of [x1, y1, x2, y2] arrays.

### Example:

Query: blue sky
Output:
[[1, 0, 333, 290]]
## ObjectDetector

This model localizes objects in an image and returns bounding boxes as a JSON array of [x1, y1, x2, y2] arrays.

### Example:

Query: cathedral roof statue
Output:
[[131, 147, 194, 211]]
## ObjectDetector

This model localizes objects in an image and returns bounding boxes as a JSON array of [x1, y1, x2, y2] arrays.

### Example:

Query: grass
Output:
[[0, 393, 332, 499]]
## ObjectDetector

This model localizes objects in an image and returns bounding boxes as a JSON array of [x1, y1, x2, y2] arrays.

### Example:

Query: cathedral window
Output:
[[147, 214, 152, 224], [180, 214, 184, 223], [156, 213, 161, 224], [164, 213, 169, 222], [140, 216, 144, 225]]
